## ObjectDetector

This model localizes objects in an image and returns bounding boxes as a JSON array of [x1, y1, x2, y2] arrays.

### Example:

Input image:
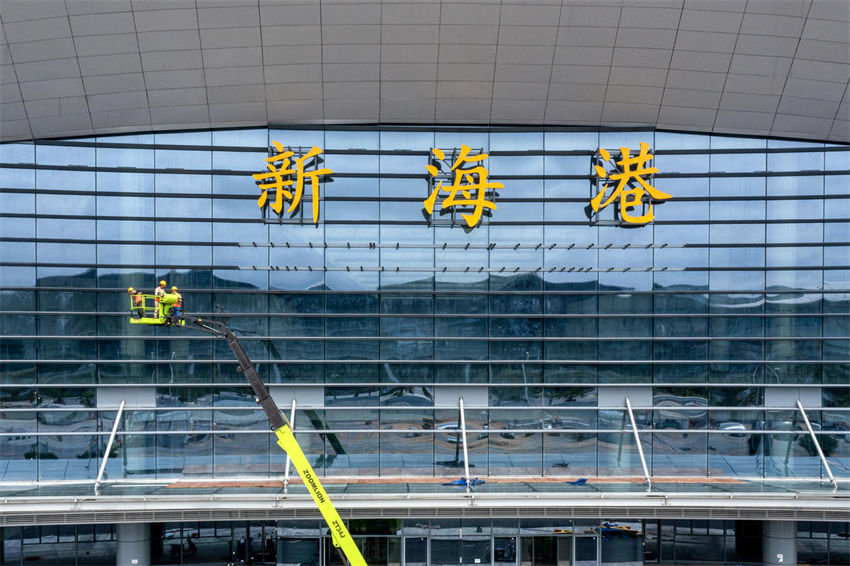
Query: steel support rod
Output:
[[459, 397, 471, 494], [796, 400, 838, 490], [616, 410, 628, 465], [94, 399, 125, 495], [283, 399, 296, 494], [625, 397, 651, 490]]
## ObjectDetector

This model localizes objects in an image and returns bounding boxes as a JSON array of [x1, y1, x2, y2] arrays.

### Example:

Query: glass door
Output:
[[521, 537, 556, 566], [557, 537, 572, 565], [643, 520, 660, 562], [256, 522, 276, 564], [430, 538, 491, 565], [324, 538, 350, 565], [278, 536, 320, 566], [495, 537, 517, 566], [574, 536, 598, 566], [404, 536, 428, 566]]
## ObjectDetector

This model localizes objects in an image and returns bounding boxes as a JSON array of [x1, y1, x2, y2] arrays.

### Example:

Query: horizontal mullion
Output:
[[2, 429, 848, 438], [4, 186, 850, 203], [10, 335, 848, 342], [0, 162, 247, 176], [5, 313, 848, 320], [1, 381, 843, 389], [5, 287, 847, 295], [2, 161, 848, 180], [4, 263, 848, 272], [4, 211, 849, 226], [5, 359, 848, 365], [6, 403, 849, 410], [4, 312, 847, 318], [4, 237, 849, 250], [28, 140, 268, 153], [272, 265, 836, 273]]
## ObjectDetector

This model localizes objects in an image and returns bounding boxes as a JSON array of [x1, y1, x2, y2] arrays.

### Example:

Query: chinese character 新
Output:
[[253, 141, 332, 223], [424, 145, 503, 228], [591, 142, 671, 225]]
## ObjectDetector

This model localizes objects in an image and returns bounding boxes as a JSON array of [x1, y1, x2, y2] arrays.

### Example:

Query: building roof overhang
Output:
[[1, 0, 848, 143], [2, 479, 848, 526]]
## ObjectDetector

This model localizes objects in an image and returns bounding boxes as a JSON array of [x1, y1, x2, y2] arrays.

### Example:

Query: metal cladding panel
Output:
[[1, 0, 848, 142]]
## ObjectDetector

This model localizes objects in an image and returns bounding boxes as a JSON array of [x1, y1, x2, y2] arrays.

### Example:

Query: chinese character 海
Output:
[[591, 142, 670, 224], [253, 141, 332, 223], [424, 145, 503, 228]]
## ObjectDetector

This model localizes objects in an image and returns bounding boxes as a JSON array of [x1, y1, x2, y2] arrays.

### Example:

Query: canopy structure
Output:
[[0, 480, 848, 527], [1, 0, 847, 143]]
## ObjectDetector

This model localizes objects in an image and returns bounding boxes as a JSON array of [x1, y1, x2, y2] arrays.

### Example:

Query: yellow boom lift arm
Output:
[[128, 297, 367, 566]]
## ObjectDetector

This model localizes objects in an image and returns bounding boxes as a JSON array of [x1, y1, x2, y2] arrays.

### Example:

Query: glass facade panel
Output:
[[0, 126, 847, 499]]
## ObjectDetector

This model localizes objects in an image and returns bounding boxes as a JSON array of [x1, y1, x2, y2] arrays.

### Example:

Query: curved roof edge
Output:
[[1, 0, 848, 144]]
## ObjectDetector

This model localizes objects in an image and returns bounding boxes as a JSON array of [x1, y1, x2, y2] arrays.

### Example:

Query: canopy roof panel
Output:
[[1, 0, 848, 142]]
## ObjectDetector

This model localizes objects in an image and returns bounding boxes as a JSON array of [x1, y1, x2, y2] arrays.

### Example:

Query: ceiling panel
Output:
[[69, 12, 135, 36], [133, 9, 199, 32], [200, 27, 261, 49], [0, 0, 847, 143], [144, 69, 206, 90], [544, 100, 603, 123], [657, 105, 716, 128], [379, 97, 435, 122], [8, 38, 76, 62], [734, 34, 799, 57], [67, 0, 132, 15], [679, 8, 742, 33], [324, 98, 379, 121], [3, 17, 71, 44], [491, 98, 547, 122], [435, 98, 492, 122], [809, 0, 850, 21], [79, 53, 143, 76], [87, 91, 148, 113], [382, 81, 436, 99], [209, 101, 266, 123], [83, 72, 146, 95], [91, 107, 150, 129], [18, 77, 85, 100], [13, 58, 79, 82], [24, 95, 88, 117], [197, 6, 260, 28], [1, 2, 68, 23], [147, 87, 207, 108], [138, 30, 201, 52], [207, 84, 266, 104]]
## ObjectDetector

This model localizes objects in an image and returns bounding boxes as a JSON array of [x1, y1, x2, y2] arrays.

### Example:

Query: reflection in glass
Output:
[[157, 409, 213, 477], [6, 127, 844, 488], [543, 409, 597, 475], [214, 427, 269, 477]]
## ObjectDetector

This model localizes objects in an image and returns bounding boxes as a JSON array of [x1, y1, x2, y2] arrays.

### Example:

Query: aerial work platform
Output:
[[128, 292, 185, 326]]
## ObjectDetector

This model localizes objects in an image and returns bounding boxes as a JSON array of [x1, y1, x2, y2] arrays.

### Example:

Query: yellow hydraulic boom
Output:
[[128, 297, 367, 566]]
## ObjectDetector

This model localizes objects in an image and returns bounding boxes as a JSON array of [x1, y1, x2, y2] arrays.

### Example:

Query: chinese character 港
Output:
[[591, 142, 670, 225]]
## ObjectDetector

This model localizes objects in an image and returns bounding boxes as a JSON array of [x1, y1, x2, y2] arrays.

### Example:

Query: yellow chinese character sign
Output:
[[424, 145, 503, 228], [253, 141, 332, 223], [591, 142, 671, 225]]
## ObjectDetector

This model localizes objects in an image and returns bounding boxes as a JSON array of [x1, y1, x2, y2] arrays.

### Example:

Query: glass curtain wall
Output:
[[4, 520, 848, 566], [0, 127, 848, 482]]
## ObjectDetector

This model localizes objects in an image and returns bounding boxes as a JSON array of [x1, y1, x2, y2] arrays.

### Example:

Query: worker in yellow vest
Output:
[[128, 287, 144, 318], [171, 286, 183, 318], [154, 280, 167, 317]]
